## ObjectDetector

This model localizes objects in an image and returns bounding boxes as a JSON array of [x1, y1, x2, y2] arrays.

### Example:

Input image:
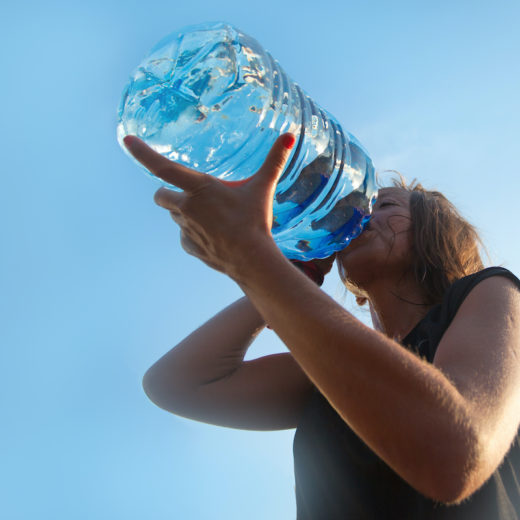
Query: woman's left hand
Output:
[[123, 134, 296, 279]]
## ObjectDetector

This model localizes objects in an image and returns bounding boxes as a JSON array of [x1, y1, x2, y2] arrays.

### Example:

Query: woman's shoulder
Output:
[[446, 266, 520, 315], [456, 266, 520, 287], [405, 267, 520, 361]]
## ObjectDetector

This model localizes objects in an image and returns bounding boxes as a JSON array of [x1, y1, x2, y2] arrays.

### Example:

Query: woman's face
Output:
[[337, 187, 413, 288]]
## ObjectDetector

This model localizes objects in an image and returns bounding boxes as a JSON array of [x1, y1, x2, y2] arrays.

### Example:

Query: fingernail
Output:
[[282, 134, 296, 150], [221, 178, 249, 188]]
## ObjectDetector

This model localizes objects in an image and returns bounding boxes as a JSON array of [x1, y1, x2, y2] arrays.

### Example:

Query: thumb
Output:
[[252, 133, 296, 190]]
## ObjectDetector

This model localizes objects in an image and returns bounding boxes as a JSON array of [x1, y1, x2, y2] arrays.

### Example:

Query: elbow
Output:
[[142, 365, 172, 409], [142, 364, 190, 413], [418, 428, 486, 505], [429, 472, 478, 506], [142, 367, 161, 406]]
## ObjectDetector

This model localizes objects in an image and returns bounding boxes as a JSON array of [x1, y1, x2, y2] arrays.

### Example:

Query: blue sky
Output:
[[1, 1, 519, 518]]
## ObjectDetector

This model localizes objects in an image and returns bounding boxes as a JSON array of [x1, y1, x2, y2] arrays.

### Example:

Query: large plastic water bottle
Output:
[[117, 21, 377, 260]]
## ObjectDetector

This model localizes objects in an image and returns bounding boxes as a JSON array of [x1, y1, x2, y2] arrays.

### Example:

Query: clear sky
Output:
[[1, 1, 519, 518]]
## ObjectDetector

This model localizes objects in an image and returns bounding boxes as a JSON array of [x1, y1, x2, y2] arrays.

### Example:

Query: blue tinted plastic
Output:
[[117, 21, 377, 260]]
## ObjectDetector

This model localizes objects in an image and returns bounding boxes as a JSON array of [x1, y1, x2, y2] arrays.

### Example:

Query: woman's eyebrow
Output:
[[376, 195, 399, 204]]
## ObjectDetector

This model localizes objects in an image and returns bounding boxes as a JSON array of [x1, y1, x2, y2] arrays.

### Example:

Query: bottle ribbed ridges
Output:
[[117, 21, 377, 259]]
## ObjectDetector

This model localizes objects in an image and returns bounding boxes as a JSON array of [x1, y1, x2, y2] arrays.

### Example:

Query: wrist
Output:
[[227, 234, 282, 285]]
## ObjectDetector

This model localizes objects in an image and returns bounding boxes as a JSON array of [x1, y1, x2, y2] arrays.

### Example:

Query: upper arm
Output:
[[433, 275, 520, 486], [147, 352, 314, 431]]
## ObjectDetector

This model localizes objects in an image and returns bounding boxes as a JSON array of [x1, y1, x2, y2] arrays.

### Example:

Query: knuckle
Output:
[[153, 187, 168, 206], [180, 232, 192, 252], [169, 211, 182, 225]]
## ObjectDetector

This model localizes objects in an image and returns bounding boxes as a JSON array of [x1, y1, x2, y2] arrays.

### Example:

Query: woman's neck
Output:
[[366, 279, 431, 341]]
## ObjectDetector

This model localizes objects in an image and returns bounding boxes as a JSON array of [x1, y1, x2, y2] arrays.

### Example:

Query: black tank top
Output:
[[293, 267, 520, 519]]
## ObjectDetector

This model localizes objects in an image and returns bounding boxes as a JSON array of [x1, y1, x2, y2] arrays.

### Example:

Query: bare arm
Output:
[[142, 296, 313, 430], [233, 246, 520, 504], [433, 276, 520, 498], [143, 296, 265, 390], [124, 135, 520, 501]]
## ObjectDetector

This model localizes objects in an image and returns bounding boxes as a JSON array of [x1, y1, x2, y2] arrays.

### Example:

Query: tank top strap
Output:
[[444, 267, 520, 323]]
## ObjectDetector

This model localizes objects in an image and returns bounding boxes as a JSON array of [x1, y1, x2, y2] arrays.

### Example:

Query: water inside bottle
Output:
[[117, 22, 377, 260]]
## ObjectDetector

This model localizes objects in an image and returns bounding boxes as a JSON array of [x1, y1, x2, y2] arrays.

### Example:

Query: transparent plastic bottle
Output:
[[117, 21, 377, 260]]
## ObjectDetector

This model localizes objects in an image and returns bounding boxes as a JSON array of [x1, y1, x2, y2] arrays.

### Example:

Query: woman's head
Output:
[[338, 177, 485, 306]]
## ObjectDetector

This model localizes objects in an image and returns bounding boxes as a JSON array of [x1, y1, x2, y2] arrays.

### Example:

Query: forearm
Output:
[[234, 239, 477, 501], [143, 296, 265, 395]]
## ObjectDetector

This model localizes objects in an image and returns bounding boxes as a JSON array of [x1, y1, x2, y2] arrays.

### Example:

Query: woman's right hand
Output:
[[290, 253, 336, 287], [311, 254, 336, 278]]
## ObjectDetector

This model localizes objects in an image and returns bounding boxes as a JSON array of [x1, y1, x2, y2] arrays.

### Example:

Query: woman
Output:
[[125, 133, 520, 518]]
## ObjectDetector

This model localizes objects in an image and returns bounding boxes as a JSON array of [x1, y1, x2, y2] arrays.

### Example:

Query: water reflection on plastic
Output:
[[117, 21, 377, 260]]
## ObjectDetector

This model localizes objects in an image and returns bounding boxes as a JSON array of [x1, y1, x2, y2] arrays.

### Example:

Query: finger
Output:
[[154, 187, 183, 211], [219, 178, 249, 188], [169, 210, 184, 226], [252, 133, 296, 190], [180, 231, 207, 258], [124, 135, 205, 191], [313, 255, 336, 274], [180, 233, 223, 272]]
